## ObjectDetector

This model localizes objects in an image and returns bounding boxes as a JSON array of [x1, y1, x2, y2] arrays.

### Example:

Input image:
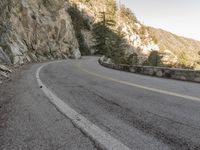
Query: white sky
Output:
[[122, 0, 200, 41]]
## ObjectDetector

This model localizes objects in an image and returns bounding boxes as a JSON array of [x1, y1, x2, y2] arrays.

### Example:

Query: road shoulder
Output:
[[0, 63, 96, 150]]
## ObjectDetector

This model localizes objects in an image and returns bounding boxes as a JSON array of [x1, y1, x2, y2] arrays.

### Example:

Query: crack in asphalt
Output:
[[74, 86, 200, 150], [38, 59, 200, 150]]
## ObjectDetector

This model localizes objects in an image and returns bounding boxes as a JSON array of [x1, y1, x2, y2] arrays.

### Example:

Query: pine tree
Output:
[[147, 51, 163, 66], [108, 30, 126, 64], [92, 0, 127, 63], [93, 4, 116, 55]]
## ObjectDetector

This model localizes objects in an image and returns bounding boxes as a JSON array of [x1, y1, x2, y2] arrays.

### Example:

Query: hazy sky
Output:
[[122, 0, 200, 41]]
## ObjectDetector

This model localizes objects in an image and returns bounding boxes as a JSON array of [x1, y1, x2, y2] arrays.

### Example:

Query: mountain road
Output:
[[1, 56, 200, 150]]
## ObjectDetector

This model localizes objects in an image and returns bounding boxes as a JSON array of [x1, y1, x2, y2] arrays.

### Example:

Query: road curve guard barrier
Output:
[[99, 58, 200, 83]]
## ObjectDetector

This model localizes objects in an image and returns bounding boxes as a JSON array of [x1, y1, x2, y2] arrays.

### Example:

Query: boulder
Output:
[[156, 70, 163, 77]]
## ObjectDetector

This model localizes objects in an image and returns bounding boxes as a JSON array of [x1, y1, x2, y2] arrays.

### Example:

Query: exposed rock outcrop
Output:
[[69, 0, 160, 63], [0, 0, 81, 65], [70, 0, 200, 69], [0, 64, 12, 83]]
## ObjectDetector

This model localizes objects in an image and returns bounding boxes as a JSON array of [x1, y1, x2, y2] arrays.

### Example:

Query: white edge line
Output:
[[36, 61, 131, 150]]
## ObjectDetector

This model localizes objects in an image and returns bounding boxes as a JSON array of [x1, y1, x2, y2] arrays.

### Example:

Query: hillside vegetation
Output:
[[69, 0, 159, 64], [148, 27, 200, 69], [70, 0, 200, 69], [0, 0, 200, 74]]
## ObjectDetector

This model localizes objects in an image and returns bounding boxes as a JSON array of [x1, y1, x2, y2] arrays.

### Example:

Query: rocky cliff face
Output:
[[69, 0, 200, 69], [115, 8, 159, 62], [0, 0, 81, 65], [69, 0, 159, 63]]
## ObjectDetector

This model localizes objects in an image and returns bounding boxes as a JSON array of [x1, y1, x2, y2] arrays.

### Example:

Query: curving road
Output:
[[1, 56, 200, 150]]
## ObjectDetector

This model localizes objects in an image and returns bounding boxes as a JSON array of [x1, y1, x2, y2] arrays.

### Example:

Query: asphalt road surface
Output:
[[1, 56, 200, 150]]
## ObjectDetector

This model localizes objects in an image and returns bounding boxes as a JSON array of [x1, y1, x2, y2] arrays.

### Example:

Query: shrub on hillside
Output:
[[146, 51, 163, 66]]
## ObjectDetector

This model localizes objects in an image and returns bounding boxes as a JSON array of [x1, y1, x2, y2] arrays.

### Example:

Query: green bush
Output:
[[146, 51, 163, 66], [126, 53, 138, 65]]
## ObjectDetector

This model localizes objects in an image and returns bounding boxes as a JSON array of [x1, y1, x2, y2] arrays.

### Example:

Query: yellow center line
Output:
[[36, 61, 131, 150], [76, 63, 200, 102]]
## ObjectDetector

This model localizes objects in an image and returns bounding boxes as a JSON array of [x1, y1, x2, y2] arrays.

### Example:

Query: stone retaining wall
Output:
[[99, 59, 200, 83]]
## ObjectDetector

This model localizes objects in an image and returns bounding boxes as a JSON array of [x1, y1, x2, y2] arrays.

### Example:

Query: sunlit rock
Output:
[[0, 0, 81, 65]]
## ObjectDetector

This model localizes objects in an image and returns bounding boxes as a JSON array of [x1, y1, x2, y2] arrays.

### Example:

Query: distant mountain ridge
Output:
[[148, 27, 200, 69]]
